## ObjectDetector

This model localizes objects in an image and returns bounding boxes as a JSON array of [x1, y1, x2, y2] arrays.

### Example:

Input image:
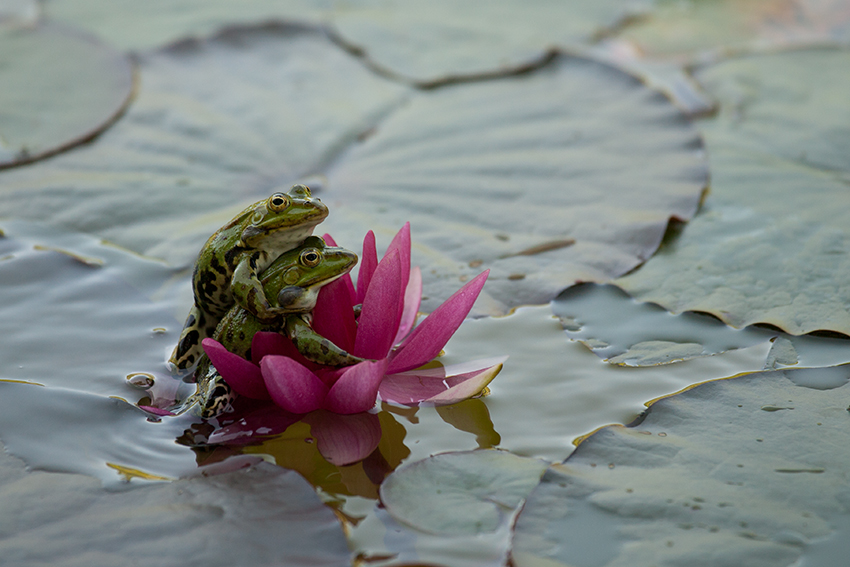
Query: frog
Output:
[[170, 184, 328, 371], [177, 236, 365, 418]]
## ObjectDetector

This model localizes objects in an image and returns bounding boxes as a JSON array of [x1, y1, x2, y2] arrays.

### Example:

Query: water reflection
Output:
[[173, 396, 500, 499]]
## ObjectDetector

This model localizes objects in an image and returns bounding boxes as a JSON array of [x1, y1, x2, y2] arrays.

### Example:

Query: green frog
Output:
[[170, 184, 328, 370], [181, 236, 364, 418]]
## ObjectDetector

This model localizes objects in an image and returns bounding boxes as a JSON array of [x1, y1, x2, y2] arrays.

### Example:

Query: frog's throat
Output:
[[277, 272, 348, 311]]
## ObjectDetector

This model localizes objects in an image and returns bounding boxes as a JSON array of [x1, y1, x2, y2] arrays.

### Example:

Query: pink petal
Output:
[[353, 250, 403, 360], [323, 359, 387, 414], [322, 233, 357, 302], [385, 222, 411, 302], [203, 338, 270, 399], [313, 276, 357, 353], [261, 355, 328, 414], [379, 357, 506, 406], [393, 266, 422, 346], [304, 410, 382, 466], [386, 270, 489, 374], [252, 331, 299, 361], [356, 230, 378, 304]]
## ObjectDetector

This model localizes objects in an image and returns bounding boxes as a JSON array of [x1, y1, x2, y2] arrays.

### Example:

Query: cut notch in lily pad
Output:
[[0, 22, 134, 169]]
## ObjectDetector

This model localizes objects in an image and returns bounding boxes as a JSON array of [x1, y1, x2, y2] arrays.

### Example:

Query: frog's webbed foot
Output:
[[286, 315, 365, 367], [169, 365, 237, 419]]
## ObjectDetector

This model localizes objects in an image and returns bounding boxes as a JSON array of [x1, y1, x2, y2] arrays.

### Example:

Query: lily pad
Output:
[[380, 450, 548, 536], [511, 365, 850, 567], [618, 0, 850, 60], [322, 53, 708, 313], [0, 24, 408, 267], [0, 26, 708, 315], [46, 0, 652, 84], [0, 442, 351, 567], [328, 0, 653, 84], [0, 23, 133, 169], [553, 283, 850, 367], [44, 0, 333, 50], [616, 49, 850, 336]]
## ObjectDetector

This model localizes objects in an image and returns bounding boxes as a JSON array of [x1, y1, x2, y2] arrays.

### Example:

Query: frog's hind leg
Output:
[[169, 361, 236, 418], [169, 305, 214, 370]]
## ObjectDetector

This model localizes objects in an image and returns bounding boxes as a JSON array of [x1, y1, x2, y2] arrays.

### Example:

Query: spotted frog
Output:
[[170, 184, 328, 370], [182, 236, 363, 418]]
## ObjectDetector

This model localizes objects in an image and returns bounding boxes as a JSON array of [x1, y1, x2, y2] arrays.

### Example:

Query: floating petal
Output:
[[379, 357, 506, 406], [261, 355, 328, 414], [386, 270, 489, 374], [202, 338, 269, 399]]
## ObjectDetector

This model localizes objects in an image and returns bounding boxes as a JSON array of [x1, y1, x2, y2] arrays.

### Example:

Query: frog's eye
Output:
[[300, 248, 322, 267], [268, 193, 290, 212]]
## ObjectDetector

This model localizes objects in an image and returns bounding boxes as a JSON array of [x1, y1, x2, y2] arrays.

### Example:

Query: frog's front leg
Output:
[[286, 315, 365, 367], [230, 252, 284, 323]]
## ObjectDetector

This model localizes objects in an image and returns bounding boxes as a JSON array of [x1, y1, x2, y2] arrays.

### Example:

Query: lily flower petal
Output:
[[323, 359, 388, 414], [322, 233, 357, 302], [251, 331, 310, 367], [304, 410, 382, 466], [353, 250, 403, 360], [138, 405, 176, 417], [384, 222, 411, 304], [356, 230, 378, 304], [312, 276, 357, 353], [386, 270, 489, 375], [393, 265, 422, 346], [261, 355, 328, 414], [379, 356, 506, 405], [202, 338, 270, 399]]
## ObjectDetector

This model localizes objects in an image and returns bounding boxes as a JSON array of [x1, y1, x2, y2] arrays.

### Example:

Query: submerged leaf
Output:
[[512, 365, 850, 567]]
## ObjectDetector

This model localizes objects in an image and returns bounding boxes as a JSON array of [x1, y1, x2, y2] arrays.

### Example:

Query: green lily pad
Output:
[[511, 365, 850, 567], [553, 283, 850, 367], [0, 24, 408, 268], [0, 23, 133, 169], [617, 49, 850, 336], [44, 0, 333, 50], [322, 54, 707, 314], [46, 0, 652, 84], [0, 26, 707, 315], [380, 450, 548, 536], [0, 441, 351, 567], [618, 0, 850, 60], [328, 0, 652, 84]]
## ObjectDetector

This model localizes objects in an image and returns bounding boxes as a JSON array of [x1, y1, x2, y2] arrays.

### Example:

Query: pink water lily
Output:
[[203, 223, 505, 415]]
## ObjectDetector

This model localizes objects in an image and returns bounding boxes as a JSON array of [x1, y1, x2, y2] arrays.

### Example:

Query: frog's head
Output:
[[261, 236, 358, 313], [240, 184, 329, 250]]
